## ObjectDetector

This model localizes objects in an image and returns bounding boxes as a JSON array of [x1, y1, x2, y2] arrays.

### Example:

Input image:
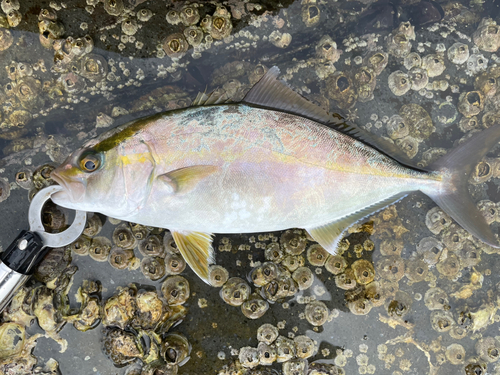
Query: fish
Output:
[[51, 66, 500, 283]]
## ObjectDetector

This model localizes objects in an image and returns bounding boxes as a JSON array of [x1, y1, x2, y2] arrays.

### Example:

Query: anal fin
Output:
[[306, 193, 408, 255], [171, 231, 215, 284]]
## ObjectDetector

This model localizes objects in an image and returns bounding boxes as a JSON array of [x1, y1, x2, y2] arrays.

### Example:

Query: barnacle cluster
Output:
[[102, 283, 190, 371], [2, 1, 500, 374]]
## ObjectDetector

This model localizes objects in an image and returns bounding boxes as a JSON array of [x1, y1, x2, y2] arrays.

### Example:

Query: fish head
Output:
[[51, 143, 118, 212]]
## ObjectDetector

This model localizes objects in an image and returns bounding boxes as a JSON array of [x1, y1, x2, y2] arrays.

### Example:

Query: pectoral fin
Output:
[[306, 193, 408, 255], [157, 165, 219, 194], [171, 230, 215, 284]]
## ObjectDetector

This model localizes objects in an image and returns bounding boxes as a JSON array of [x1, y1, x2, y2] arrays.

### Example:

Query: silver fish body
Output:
[[51, 67, 500, 282]]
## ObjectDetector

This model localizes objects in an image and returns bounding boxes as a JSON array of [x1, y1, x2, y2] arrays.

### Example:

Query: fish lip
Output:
[[50, 170, 69, 192], [50, 170, 83, 203]]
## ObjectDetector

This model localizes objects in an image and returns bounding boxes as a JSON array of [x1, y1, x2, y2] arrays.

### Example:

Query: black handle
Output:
[[0, 230, 47, 275]]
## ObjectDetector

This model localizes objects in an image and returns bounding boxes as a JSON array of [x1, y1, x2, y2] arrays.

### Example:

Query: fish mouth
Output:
[[50, 170, 86, 203]]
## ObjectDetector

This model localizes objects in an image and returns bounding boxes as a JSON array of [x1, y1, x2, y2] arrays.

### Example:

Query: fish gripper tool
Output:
[[0, 185, 86, 313]]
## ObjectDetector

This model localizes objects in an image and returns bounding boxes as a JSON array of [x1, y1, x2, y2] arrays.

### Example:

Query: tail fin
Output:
[[426, 125, 500, 248]]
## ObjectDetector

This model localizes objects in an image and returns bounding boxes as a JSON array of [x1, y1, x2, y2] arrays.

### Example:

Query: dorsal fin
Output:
[[243, 66, 420, 169], [193, 88, 230, 106]]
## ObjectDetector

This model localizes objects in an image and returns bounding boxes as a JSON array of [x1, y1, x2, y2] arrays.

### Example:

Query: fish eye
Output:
[[80, 153, 101, 172]]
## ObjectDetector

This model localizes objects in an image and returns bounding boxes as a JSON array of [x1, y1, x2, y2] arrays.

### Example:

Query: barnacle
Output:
[[6, 10, 21, 27], [386, 291, 412, 317], [473, 18, 500, 52], [281, 229, 307, 255], [89, 236, 112, 262], [241, 293, 269, 319], [164, 252, 186, 275], [471, 160, 494, 185], [404, 259, 428, 283], [258, 342, 277, 365], [379, 239, 404, 256], [467, 54, 489, 75], [79, 54, 107, 82], [263, 276, 297, 302], [460, 241, 482, 268], [388, 71, 411, 96], [16, 77, 43, 110], [102, 286, 137, 329], [424, 287, 449, 311], [67, 235, 91, 256], [137, 8, 153, 22], [265, 242, 285, 263], [162, 33, 188, 60], [257, 323, 278, 344], [365, 281, 387, 307], [364, 51, 388, 76], [376, 256, 405, 282], [161, 276, 190, 306], [59, 72, 86, 94], [130, 223, 149, 241], [425, 207, 452, 235], [409, 67, 429, 91], [1, 0, 19, 14], [442, 225, 469, 252], [326, 71, 357, 109], [458, 91, 484, 118], [239, 346, 259, 368], [436, 253, 461, 278], [446, 343, 466, 365], [34, 247, 71, 284], [422, 54, 446, 77], [306, 244, 329, 266], [269, 30, 292, 48], [351, 259, 375, 285], [403, 52, 422, 70], [448, 42, 469, 64], [386, 115, 409, 140], [103, 0, 124, 16], [121, 19, 138, 36], [183, 26, 203, 47], [316, 36, 341, 63], [283, 359, 308, 374], [83, 214, 102, 237], [349, 297, 373, 315], [476, 336, 500, 363], [430, 310, 455, 332], [250, 261, 279, 287], [166, 10, 181, 25], [133, 291, 167, 330], [304, 301, 329, 326], [387, 33, 411, 58], [335, 268, 357, 290], [33, 166, 57, 192], [302, 4, 320, 27], [140, 257, 166, 281], [112, 224, 137, 249], [275, 336, 296, 362], [138, 234, 165, 257], [220, 277, 251, 306], [108, 247, 135, 270], [281, 255, 304, 272], [208, 265, 229, 287], [292, 266, 314, 290], [248, 64, 268, 86], [180, 5, 199, 26], [294, 335, 316, 359], [102, 328, 142, 367]]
